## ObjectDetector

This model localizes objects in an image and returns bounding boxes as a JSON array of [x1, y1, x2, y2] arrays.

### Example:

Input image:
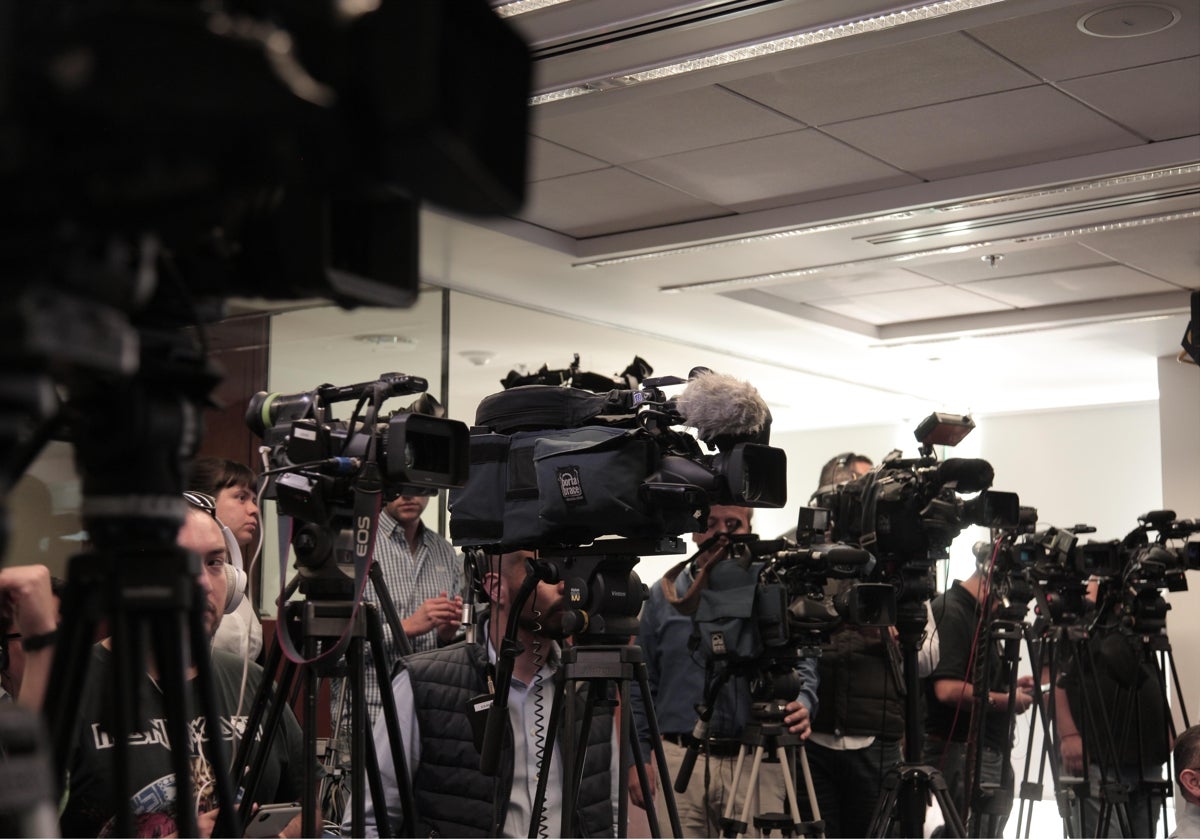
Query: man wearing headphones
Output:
[[59, 494, 306, 838], [362, 549, 616, 838]]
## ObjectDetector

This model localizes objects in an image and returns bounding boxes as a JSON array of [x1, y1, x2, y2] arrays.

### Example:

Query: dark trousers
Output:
[[923, 735, 1009, 838], [806, 737, 902, 838]]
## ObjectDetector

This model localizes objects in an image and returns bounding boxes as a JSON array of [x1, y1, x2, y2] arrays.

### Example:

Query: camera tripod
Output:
[[39, 330, 243, 839], [1023, 616, 1181, 838], [232, 572, 416, 838], [479, 545, 683, 838], [868, 599, 967, 839], [719, 700, 822, 839]]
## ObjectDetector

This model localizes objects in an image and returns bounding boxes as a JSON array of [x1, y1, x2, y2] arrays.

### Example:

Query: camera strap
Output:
[[273, 466, 383, 666], [661, 537, 725, 615]]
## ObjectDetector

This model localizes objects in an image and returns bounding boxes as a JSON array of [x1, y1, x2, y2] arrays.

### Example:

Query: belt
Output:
[[661, 733, 742, 758]]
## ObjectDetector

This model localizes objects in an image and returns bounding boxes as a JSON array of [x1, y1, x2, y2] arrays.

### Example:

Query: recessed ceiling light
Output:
[[353, 334, 417, 348], [1077, 3, 1181, 38], [458, 349, 497, 366]]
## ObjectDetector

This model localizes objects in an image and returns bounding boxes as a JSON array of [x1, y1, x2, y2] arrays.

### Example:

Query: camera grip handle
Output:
[[673, 740, 701, 794]]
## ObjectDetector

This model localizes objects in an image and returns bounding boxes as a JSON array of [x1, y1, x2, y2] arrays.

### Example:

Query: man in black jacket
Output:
[[805, 452, 940, 837], [364, 550, 615, 838]]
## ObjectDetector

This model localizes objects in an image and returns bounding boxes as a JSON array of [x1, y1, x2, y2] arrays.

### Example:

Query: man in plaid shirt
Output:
[[332, 490, 463, 727]]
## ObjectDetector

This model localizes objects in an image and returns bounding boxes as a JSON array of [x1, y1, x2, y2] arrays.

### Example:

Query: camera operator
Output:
[[804, 452, 942, 838], [1171, 724, 1200, 839], [923, 547, 1034, 838], [362, 549, 617, 838], [59, 496, 307, 838], [0, 564, 62, 710], [1054, 578, 1171, 838], [921, 547, 1036, 835], [629, 504, 817, 838]]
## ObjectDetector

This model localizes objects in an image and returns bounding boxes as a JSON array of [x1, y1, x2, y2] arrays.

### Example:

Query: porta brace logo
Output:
[[556, 465, 586, 505]]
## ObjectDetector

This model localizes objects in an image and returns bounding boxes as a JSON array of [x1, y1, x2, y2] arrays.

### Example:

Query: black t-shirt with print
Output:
[[61, 645, 304, 838]]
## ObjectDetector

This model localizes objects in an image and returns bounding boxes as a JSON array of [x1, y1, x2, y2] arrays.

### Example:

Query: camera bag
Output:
[[450, 385, 693, 547]]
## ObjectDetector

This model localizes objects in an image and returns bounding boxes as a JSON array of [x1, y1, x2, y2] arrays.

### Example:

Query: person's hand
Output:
[[196, 806, 219, 839], [784, 700, 811, 739], [628, 763, 657, 809], [436, 593, 464, 642], [0, 565, 57, 637], [1012, 678, 1035, 714], [404, 592, 462, 638], [1060, 732, 1084, 775]]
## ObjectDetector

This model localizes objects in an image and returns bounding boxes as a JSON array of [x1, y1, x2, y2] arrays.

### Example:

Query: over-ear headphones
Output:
[[217, 520, 248, 615], [835, 452, 856, 468]]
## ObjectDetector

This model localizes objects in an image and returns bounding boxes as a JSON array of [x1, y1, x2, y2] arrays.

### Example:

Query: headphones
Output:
[[217, 521, 248, 614], [184, 491, 247, 615]]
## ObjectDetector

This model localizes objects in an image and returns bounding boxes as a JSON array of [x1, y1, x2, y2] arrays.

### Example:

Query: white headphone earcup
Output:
[[224, 564, 247, 614]]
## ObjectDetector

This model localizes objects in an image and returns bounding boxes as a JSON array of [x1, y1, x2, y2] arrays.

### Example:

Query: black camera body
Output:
[[246, 372, 468, 585], [448, 380, 787, 551], [810, 414, 1019, 609]]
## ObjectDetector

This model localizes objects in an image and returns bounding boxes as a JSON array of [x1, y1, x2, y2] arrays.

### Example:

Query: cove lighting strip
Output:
[[529, 0, 1008, 106], [578, 164, 1200, 269], [494, 0, 573, 16], [660, 207, 1200, 294]]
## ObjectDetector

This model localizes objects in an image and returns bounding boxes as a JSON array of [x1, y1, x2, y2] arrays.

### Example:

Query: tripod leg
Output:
[[774, 745, 801, 835], [720, 747, 750, 838], [792, 739, 820, 835], [365, 604, 414, 837], [633, 659, 683, 839], [737, 746, 767, 838], [151, 614, 199, 840], [187, 599, 239, 839]]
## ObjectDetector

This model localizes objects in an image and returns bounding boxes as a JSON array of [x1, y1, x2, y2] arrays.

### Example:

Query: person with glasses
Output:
[[1172, 724, 1200, 839], [629, 504, 818, 838], [188, 457, 263, 662], [59, 494, 307, 838]]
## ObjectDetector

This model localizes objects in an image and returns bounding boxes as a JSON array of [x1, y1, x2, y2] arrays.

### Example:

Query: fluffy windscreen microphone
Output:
[[933, 458, 995, 494], [675, 370, 771, 448]]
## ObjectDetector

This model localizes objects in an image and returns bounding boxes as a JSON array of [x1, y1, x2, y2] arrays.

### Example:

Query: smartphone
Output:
[[244, 803, 302, 839]]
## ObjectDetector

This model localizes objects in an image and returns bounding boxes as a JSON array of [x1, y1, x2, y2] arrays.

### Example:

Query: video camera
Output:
[[246, 372, 468, 586], [448, 368, 786, 644], [809, 412, 1019, 607], [449, 369, 787, 550], [1090, 510, 1200, 635], [691, 531, 895, 670]]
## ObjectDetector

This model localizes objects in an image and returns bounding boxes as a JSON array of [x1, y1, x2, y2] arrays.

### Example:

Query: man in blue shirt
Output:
[[629, 504, 818, 837]]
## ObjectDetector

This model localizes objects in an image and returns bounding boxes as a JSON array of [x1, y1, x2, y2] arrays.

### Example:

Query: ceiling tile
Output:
[[527, 136, 609, 182], [960, 264, 1178, 307], [1074, 215, 1200, 285], [765, 268, 940, 303], [514, 167, 727, 238], [623, 129, 919, 211], [968, 0, 1200, 81], [811, 285, 1011, 325], [910, 243, 1113, 284], [823, 86, 1144, 180], [1059, 57, 1200, 141], [723, 32, 1039, 126], [529, 85, 801, 164]]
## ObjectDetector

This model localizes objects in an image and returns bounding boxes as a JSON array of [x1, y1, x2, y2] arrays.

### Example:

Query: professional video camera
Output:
[[811, 412, 1019, 607], [1088, 510, 1200, 635], [246, 372, 468, 588], [449, 368, 787, 550], [449, 367, 785, 648]]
